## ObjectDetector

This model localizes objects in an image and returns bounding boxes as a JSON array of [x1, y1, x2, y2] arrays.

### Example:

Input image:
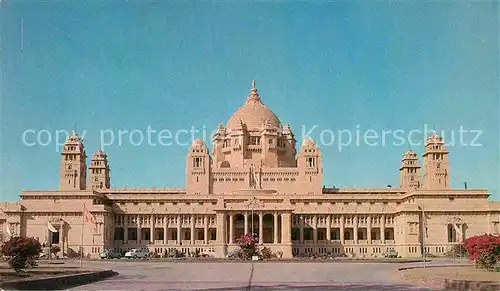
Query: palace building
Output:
[[1, 82, 499, 258]]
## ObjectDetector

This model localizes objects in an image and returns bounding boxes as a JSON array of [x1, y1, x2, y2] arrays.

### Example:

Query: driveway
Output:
[[66, 258, 468, 290]]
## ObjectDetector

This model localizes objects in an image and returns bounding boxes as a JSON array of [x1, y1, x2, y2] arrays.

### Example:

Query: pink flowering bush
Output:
[[1, 237, 42, 273], [463, 234, 500, 270], [235, 234, 258, 260]]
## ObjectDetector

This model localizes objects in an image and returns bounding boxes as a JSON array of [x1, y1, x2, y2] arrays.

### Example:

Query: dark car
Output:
[[99, 249, 122, 259]]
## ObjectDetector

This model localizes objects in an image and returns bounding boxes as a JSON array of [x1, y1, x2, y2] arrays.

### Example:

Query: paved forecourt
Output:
[[66, 259, 466, 290]]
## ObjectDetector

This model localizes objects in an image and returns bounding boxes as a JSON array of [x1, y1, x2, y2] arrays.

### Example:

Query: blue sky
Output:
[[1, 1, 499, 201]]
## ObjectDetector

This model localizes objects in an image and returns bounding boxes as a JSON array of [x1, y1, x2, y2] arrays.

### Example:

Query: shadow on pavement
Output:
[[197, 283, 432, 291]]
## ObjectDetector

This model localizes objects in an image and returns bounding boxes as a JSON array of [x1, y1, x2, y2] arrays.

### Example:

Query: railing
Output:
[[154, 240, 164, 245], [181, 240, 191, 245], [344, 240, 354, 244], [304, 240, 313, 244], [167, 240, 177, 245], [385, 240, 395, 244], [358, 240, 368, 244], [372, 240, 381, 244], [195, 240, 204, 245]]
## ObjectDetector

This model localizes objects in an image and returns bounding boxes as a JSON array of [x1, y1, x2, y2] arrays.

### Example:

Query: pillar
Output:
[[163, 215, 167, 243], [340, 215, 345, 244], [215, 213, 226, 258], [273, 212, 279, 244], [216, 213, 226, 244], [150, 215, 154, 243], [244, 212, 249, 235], [177, 215, 182, 244], [281, 213, 293, 258], [229, 214, 234, 244], [354, 215, 358, 244], [381, 215, 386, 244], [124, 216, 128, 244], [258, 212, 263, 244], [367, 216, 372, 244], [190, 215, 195, 245], [204, 215, 209, 244], [326, 215, 331, 242], [299, 216, 304, 244], [137, 215, 141, 244], [313, 215, 318, 244]]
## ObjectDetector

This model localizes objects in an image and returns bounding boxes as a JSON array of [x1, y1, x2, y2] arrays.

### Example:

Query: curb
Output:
[[0, 269, 118, 290], [398, 264, 472, 271]]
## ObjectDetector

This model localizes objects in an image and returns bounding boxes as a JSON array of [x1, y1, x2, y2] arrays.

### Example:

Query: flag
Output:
[[47, 222, 58, 233], [83, 204, 96, 224], [5, 224, 11, 237]]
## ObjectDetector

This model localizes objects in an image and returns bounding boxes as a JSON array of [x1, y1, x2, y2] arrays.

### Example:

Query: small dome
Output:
[[191, 139, 205, 147], [426, 132, 443, 144], [226, 81, 281, 132], [301, 138, 316, 147]]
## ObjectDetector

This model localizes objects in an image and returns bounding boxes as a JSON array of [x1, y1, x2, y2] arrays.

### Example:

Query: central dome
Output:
[[226, 81, 281, 131]]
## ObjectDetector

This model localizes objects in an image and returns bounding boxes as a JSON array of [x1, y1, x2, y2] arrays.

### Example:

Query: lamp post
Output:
[[245, 197, 260, 239]]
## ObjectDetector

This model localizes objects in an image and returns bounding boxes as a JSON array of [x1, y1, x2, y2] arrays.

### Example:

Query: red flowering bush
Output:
[[463, 234, 500, 270], [1, 236, 42, 273], [235, 234, 258, 260]]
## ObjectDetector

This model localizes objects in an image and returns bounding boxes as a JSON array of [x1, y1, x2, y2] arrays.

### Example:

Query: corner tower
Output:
[[186, 139, 212, 194], [297, 138, 323, 194], [399, 149, 421, 190], [59, 130, 87, 190], [87, 148, 110, 190], [422, 133, 450, 189]]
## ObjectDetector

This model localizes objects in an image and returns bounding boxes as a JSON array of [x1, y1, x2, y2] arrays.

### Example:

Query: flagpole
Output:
[[80, 204, 85, 268], [422, 205, 426, 268], [48, 225, 52, 264]]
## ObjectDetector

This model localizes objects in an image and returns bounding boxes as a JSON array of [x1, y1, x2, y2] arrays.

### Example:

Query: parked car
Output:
[[124, 248, 149, 259], [383, 249, 398, 258], [201, 248, 216, 257], [99, 249, 122, 259]]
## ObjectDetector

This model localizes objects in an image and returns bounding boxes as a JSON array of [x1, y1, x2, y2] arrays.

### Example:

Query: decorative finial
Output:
[[252, 80, 256, 89]]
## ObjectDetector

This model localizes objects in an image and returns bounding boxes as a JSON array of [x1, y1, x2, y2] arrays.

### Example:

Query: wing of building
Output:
[[1, 82, 499, 258]]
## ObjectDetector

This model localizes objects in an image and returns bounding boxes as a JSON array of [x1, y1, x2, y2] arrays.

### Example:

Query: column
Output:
[[367, 216, 372, 244], [204, 215, 209, 244], [177, 215, 182, 244], [258, 212, 263, 244], [326, 215, 331, 242], [273, 212, 279, 244], [340, 215, 345, 244], [137, 215, 141, 244], [124, 216, 129, 244], [381, 215, 386, 244], [190, 215, 195, 245], [354, 215, 358, 244], [299, 216, 304, 244], [313, 215, 318, 244], [281, 213, 293, 258], [216, 213, 226, 244], [244, 212, 249, 235], [163, 216, 167, 244], [150, 215, 155, 244], [229, 214, 234, 244]]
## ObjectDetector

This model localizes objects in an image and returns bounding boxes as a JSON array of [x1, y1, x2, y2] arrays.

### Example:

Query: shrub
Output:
[[50, 245, 61, 254], [235, 234, 258, 260], [260, 246, 272, 260], [464, 234, 500, 270], [1, 237, 42, 273], [445, 244, 468, 258]]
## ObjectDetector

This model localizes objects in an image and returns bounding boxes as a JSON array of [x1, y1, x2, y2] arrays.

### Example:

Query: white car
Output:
[[124, 248, 149, 259]]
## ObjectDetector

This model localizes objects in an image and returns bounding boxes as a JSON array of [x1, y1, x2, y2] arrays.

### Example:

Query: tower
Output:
[[399, 149, 421, 190], [87, 148, 110, 190], [422, 133, 450, 189], [59, 130, 87, 190], [186, 139, 212, 194], [297, 138, 323, 194]]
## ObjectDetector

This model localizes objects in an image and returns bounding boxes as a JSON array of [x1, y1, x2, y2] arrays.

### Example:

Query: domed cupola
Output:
[[226, 81, 281, 132]]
